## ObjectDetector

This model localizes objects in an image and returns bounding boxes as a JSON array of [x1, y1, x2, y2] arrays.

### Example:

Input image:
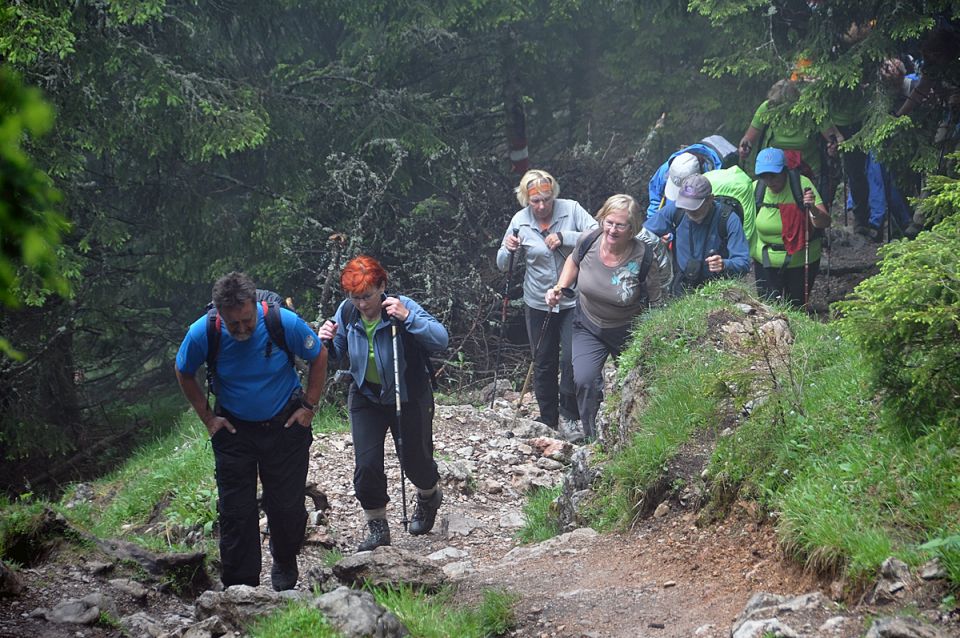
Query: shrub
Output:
[[834, 212, 960, 434]]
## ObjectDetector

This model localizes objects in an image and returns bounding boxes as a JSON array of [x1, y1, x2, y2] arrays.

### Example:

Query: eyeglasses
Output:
[[603, 220, 630, 232], [349, 291, 378, 302]]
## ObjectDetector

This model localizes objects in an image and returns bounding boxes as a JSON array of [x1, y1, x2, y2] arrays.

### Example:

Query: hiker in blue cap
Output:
[[750, 148, 832, 308]]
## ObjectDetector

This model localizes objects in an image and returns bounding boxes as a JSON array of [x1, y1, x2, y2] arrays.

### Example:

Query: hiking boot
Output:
[[559, 417, 586, 444], [270, 558, 298, 591], [357, 518, 391, 552], [409, 488, 443, 536]]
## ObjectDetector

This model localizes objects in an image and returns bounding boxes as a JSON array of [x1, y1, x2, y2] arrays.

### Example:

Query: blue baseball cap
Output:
[[755, 147, 786, 175]]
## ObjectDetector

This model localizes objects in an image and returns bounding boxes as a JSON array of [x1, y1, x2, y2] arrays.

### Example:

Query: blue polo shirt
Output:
[[176, 305, 321, 421]]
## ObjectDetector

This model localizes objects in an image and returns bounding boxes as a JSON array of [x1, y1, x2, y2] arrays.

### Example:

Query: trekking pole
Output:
[[490, 227, 520, 409], [803, 188, 813, 310], [390, 315, 409, 532], [515, 309, 553, 412]]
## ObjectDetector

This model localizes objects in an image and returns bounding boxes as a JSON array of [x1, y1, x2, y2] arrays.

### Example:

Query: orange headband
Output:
[[527, 179, 552, 198]]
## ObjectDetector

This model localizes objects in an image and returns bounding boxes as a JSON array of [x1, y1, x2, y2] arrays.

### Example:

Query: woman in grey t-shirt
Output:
[[545, 194, 662, 440]]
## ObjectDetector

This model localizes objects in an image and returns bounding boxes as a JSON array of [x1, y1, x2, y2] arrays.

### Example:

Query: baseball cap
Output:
[[675, 174, 713, 211], [664, 153, 700, 201], [755, 147, 786, 175]]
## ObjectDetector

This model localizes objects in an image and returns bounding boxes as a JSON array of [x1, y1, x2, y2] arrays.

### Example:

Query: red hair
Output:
[[340, 255, 388, 294]]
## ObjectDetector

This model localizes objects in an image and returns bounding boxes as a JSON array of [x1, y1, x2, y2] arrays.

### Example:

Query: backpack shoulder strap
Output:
[[787, 167, 805, 208], [754, 179, 767, 211], [638, 240, 654, 283], [263, 301, 293, 365], [577, 228, 604, 262], [205, 308, 221, 394]]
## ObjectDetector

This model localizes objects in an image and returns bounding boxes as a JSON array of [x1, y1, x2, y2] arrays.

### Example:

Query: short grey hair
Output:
[[212, 271, 256, 311]]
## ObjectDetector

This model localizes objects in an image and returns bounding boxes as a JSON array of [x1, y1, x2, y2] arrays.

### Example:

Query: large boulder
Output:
[[333, 546, 445, 592], [313, 586, 408, 638]]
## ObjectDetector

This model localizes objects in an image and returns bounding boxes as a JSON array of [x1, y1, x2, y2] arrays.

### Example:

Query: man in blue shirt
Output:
[[644, 174, 750, 297], [175, 272, 326, 591]]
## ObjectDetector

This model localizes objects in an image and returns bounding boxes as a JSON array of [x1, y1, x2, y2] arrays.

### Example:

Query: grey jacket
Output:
[[496, 198, 599, 311]]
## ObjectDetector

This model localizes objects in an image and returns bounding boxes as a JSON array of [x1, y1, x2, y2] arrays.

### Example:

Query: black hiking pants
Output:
[[525, 305, 579, 428], [753, 259, 821, 308], [349, 382, 439, 511], [836, 123, 871, 229], [212, 395, 311, 587]]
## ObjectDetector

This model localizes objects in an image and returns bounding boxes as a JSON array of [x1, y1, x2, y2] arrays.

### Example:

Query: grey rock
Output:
[[120, 611, 164, 638], [194, 585, 307, 630], [46, 593, 116, 625], [313, 585, 408, 638], [426, 547, 468, 562], [732, 618, 800, 638], [110, 577, 149, 601], [304, 565, 339, 593], [881, 557, 912, 582], [183, 615, 230, 638], [441, 560, 476, 578], [333, 546, 445, 592], [920, 558, 947, 581], [0, 561, 24, 597], [498, 511, 525, 528], [865, 616, 947, 638], [444, 512, 485, 537]]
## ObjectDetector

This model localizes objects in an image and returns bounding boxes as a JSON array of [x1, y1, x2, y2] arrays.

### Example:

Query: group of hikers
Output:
[[171, 20, 959, 590]]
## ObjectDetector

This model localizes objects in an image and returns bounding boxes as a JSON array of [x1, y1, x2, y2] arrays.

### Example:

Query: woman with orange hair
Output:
[[318, 256, 448, 552]]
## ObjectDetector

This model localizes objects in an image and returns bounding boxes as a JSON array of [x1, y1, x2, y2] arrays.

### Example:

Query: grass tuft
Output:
[[516, 486, 561, 544]]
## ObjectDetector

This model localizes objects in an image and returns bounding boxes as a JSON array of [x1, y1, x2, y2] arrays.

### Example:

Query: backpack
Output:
[[754, 166, 805, 214], [337, 298, 439, 392], [666, 196, 743, 248], [754, 167, 824, 260], [205, 289, 295, 396]]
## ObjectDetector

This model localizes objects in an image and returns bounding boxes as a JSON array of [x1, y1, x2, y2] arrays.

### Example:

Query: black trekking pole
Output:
[[390, 315, 409, 532], [490, 227, 520, 409]]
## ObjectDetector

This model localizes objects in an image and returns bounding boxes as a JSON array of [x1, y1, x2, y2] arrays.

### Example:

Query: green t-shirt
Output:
[[750, 175, 824, 268], [362, 316, 381, 384], [751, 100, 822, 177]]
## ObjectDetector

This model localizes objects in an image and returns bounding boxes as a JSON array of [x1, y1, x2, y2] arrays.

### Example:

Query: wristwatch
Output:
[[300, 397, 317, 412]]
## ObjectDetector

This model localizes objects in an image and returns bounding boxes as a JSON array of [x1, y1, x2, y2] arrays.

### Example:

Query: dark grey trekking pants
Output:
[[349, 382, 439, 511], [525, 305, 579, 428], [212, 396, 311, 588], [571, 307, 632, 439]]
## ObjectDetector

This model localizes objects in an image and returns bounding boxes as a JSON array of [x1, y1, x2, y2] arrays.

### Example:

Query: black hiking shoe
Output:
[[357, 518, 391, 552], [271, 558, 298, 591], [409, 488, 443, 536]]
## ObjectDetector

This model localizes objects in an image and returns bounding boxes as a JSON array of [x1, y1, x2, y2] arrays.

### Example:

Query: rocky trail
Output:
[[1, 226, 957, 638]]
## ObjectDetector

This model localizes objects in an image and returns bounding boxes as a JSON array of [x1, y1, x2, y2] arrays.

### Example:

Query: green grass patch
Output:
[[516, 485, 562, 544], [248, 601, 340, 638], [589, 281, 960, 587], [373, 585, 516, 638], [586, 282, 741, 530]]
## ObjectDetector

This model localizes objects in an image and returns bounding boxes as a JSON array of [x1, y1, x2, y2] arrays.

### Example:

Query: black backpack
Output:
[[665, 196, 743, 250], [205, 289, 295, 396], [336, 298, 438, 392]]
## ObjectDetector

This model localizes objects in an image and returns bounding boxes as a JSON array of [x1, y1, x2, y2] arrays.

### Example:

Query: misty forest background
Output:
[[1, 1, 955, 494]]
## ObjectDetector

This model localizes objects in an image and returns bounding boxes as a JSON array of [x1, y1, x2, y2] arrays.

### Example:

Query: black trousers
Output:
[[754, 259, 821, 308], [837, 123, 870, 228], [349, 382, 439, 511], [524, 305, 579, 427], [212, 396, 311, 587]]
